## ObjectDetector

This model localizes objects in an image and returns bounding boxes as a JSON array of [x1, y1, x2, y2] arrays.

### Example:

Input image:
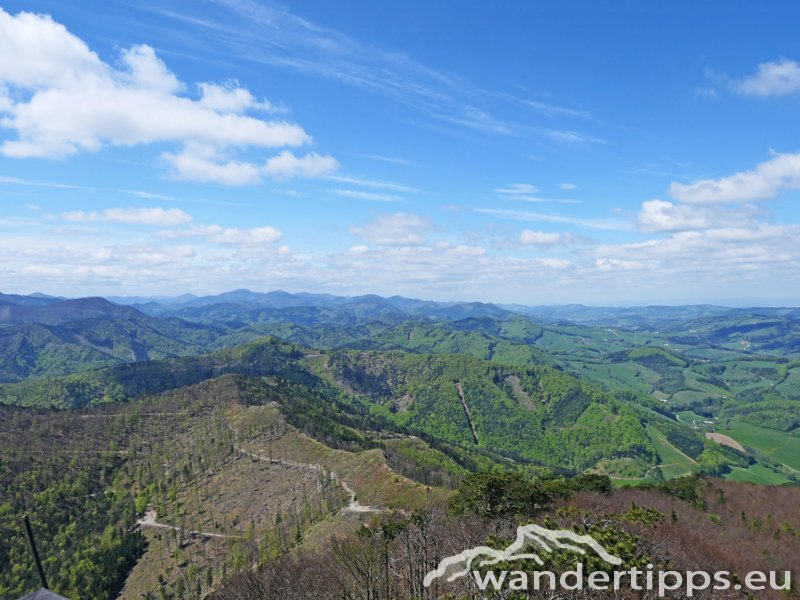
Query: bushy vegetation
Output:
[[215, 472, 800, 600]]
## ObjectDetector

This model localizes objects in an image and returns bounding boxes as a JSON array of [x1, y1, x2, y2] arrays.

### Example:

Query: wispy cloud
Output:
[[324, 174, 421, 193], [476, 208, 631, 231], [125, 190, 175, 200], [359, 154, 417, 166], [494, 183, 581, 204], [495, 183, 539, 195], [544, 129, 607, 145], [139, 0, 595, 142], [495, 92, 594, 120], [62, 207, 193, 226], [333, 189, 402, 202], [0, 175, 86, 190]]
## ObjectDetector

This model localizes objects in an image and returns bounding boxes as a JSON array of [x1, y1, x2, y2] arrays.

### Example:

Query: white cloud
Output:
[[158, 223, 282, 245], [735, 59, 800, 97], [558, 183, 578, 190], [519, 230, 572, 246], [23, 264, 63, 277], [536, 258, 572, 269], [264, 150, 339, 179], [120, 45, 182, 94], [162, 146, 338, 185], [62, 206, 192, 226], [669, 151, 800, 203], [350, 212, 429, 246], [162, 145, 263, 185], [593, 225, 799, 276], [0, 9, 103, 88], [703, 224, 787, 243], [0, 7, 329, 184], [5, 211, 800, 303], [636, 199, 714, 232], [198, 81, 271, 113], [595, 258, 648, 271], [333, 189, 401, 202]]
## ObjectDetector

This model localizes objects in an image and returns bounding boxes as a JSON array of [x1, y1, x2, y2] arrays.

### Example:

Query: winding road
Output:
[[136, 507, 239, 539], [236, 446, 383, 513]]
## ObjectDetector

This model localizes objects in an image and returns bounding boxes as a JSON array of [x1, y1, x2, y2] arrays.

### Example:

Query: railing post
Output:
[[23, 514, 49, 590]]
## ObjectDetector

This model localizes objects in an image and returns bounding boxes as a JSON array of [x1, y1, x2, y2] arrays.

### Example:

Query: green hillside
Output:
[[3, 294, 800, 598]]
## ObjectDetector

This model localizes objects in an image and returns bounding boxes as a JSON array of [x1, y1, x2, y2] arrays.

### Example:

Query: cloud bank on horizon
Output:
[[1, 1, 799, 305]]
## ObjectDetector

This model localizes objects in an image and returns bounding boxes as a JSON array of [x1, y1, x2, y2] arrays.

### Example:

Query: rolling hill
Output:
[[3, 291, 800, 599]]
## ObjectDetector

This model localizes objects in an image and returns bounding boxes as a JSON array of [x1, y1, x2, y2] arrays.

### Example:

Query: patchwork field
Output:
[[646, 425, 695, 479], [718, 420, 800, 472]]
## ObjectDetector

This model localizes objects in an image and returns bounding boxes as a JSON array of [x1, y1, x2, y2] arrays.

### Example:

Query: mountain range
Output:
[[1, 288, 798, 483], [2, 289, 799, 599]]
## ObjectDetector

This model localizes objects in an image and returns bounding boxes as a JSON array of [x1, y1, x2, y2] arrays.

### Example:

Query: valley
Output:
[[1, 290, 799, 598]]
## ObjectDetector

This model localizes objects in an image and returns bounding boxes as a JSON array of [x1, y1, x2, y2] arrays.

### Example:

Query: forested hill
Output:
[[0, 297, 242, 382], [4, 371, 797, 599], [0, 292, 519, 382], [3, 291, 799, 599], [0, 336, 726, 479], [2, 289, 799, 484]]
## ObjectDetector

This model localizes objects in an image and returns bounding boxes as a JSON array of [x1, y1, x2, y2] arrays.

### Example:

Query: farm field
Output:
[[676, 410, 715, 430], [718, 420, 800, 472], [645, 426, 695, 479], [725, 464, 792, 486]]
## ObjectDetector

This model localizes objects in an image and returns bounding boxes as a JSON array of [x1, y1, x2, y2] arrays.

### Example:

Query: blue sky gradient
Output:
[[1, 0, 800, 304]]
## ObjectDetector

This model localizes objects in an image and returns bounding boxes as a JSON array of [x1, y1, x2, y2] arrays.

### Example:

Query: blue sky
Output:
[[1, 0, 800, 304]]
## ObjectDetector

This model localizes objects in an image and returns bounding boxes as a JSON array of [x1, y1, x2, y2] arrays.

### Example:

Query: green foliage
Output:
[[649, 418, 705, 459], [0, 416, 143, 599], [0, 337, 311, 409], [653, 475, 703, 502], [448, 471, 612, 518], [325, 351, 656, 474]]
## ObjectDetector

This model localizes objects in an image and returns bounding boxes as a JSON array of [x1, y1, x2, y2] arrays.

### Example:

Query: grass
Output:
[[718, 420, 800, 472], [724, 464, 792, 486], [565, 360, 658, 394], [646, 425, 695, 479], [671, 390, 715, 404], [611, 477, 648, 488], [775, 366, 800, 400], [250, 428, 452, 510], [676, 410, 715, 426]]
